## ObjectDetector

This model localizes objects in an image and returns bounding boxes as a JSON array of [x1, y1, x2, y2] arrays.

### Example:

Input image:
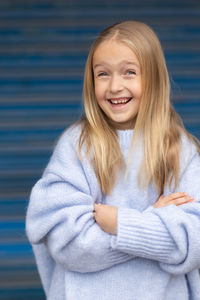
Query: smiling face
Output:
[[93, 39, 142, 130]]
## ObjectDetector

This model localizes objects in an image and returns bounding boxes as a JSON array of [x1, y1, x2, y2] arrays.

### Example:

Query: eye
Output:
[[126, 70, 136, 75], [97, 72, 108, 77]]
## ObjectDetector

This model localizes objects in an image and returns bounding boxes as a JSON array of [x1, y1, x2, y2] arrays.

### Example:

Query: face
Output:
[[93, 39, 142, 130]]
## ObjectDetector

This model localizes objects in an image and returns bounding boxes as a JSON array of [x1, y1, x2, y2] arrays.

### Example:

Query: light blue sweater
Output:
[[26, 124, 200, 300]]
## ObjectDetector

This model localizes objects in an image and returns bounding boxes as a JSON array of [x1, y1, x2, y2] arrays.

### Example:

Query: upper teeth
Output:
[[110, 98, 130, 104]]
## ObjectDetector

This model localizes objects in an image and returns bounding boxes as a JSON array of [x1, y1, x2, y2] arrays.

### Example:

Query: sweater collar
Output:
[[117, 129, 134, 148]]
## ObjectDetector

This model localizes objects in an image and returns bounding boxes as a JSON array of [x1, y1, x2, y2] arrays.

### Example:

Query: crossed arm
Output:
[[27, 130, 200, 275], [94, 192, 194, 235]]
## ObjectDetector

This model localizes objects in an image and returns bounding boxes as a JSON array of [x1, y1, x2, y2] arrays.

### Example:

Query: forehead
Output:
[[93, 40, 140, 68]]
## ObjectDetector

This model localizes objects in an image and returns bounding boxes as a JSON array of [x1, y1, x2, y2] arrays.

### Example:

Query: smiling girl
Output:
[[93, 39, 141, 129], [26, 21, 200, 300]]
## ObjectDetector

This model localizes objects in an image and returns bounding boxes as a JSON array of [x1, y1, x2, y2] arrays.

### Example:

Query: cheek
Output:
[[94, 81, 105, 102], [138, 83, 142, 97], [133, 81, 142, 99], [138, 89, 142, 100], [138, 79, 142, 98]]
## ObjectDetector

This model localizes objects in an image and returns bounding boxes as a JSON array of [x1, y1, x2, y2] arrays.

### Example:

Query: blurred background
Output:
[[0, 0, 200, 299]]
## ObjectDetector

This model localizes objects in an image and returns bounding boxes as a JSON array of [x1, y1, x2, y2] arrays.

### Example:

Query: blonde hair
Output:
[[79, 20, 200, 195]]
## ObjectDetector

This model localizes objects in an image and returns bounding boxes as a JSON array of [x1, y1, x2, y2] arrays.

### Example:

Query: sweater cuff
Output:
[[111, 208, 174, 262]]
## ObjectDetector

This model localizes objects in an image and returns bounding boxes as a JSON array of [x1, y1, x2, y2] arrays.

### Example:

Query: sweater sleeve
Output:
[[111, 151, 200, 275], [26, 130, 133, 273]]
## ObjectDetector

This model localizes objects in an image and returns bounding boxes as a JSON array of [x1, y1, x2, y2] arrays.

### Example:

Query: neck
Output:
[[106, 117, 136, 130]]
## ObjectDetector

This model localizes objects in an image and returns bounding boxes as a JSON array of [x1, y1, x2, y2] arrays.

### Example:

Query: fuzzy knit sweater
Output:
[[26, 124, 200, 300]]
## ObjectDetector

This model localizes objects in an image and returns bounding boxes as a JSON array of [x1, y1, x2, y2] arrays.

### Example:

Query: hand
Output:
[[94, 204, 118, 235], [153, 192, 194, 208]]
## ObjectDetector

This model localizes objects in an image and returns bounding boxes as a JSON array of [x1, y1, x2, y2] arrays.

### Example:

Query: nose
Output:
[[109, 74, 123, 94]]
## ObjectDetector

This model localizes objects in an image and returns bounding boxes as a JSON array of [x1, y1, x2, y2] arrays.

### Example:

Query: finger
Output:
[[176, 200, 194, 206], [173, 196, 194, 206], [164, 193, 187, 204], [168, 192, 188, 201]]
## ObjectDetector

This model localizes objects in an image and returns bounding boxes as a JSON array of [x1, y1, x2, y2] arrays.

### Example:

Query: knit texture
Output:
[[26, 124, 200, 300]]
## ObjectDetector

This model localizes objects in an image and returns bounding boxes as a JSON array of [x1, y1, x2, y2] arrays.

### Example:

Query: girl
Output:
[[26, 21, 200, 300]]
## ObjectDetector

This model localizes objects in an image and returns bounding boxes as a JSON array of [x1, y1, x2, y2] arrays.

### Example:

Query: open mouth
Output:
[[107, 97, 132, 105]]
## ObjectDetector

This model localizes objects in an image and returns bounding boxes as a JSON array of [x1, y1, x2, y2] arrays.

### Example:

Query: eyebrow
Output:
[[93, 60, 140, 69]]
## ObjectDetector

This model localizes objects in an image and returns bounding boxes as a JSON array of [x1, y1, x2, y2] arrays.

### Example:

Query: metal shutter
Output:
[[0, 1, 199, 299]]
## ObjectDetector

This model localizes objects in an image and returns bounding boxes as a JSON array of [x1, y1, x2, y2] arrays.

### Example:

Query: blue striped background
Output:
[[0, 0, 199, 299]]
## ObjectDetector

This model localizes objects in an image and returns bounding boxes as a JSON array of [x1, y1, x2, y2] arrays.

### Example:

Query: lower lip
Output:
[[108, 98, 132, 110]]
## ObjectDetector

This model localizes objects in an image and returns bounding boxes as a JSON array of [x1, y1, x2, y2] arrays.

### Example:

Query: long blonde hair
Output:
[[79, 20, 199, 195]]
